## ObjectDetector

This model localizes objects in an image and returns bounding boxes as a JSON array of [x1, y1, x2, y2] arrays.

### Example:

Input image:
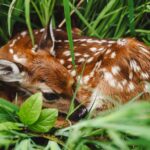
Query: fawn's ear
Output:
[[0, 59, 24, 83], [38, 19, 55, 56]]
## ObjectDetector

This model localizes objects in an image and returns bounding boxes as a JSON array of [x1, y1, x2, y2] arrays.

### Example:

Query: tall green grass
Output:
[[1, 96, 150, 150], [0, 0, 149, 46], [63, 0, 76, 68], [57, 102, 150, 150]]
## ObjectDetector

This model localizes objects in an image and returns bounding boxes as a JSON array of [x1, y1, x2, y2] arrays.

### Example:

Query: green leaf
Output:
[[0, 122, 21, 131], [15, 139, 31, 150], [29, 108, 58, 133], [0, 98, 19, 113], [18, 93, 43, 125], [44, 141, 61, 150]]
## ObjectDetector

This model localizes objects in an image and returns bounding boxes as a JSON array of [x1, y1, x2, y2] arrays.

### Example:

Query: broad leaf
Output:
[[18, 93, 42, 125], [44, 141, 61, 150], [0, 122, 21, 131], [29, 108, 58, 133], [0, 107, 18, 122], [15, 139, 31, 150], [0, 98, 19, 113]]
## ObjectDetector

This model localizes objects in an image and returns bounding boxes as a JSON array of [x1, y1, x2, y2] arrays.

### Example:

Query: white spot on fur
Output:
[[63, 51, 70, 56], [101, 40, 107, 43], [9, 39, 17, 47], [104, 72, 113, 81], [129, 72, 133, 80], [83, 75, 90, 84], [110, 52, 116, 58], [75, 53, 81, 56], [79, 39, 87, 42], [40, 28, 45, 32], [89, 71, 94, 78], [108, 41, 116, 44], [68, 57, 72, 62], [103, 71, 122, 89], [35, 31, 39, 35], [108, 44, 112, 47], [13, 54, 27, 64], [83, 54, 90, 58], [144, 83, 150, 93], [139, 45, 149, 54], [59, 59, 65, 65], [21, 31, 27, 37], [130, 60, 141, 72], [73, 39, 78, 42], [94, 52, 100, 56], [118, 83, 123, 91], [105, 49, 111, 55], [112, 66, 120, 75], [87, 39, 94, 43], [70, 70, 76, 77], [78, 58, 85, 63], [109, 79, 117, 87], [98, 47, 104, 51], [9, 48, 14, 54], [128, 82, 135, 91], [94, 61, 102, 70], [55, 40, 62, 42], [76, 75, 84, 84], [86, 57, 94, 63], [141, 72, 149, 79], [117, 39, 127, 46], [67, 65, 72, 69], [17, 36, 21, 40], [121, 79, 127, 86], [90, 47, 97, 52], [56, 29, 62, 31], [81, 43, 87, 46], [64, 40, 69, 42]]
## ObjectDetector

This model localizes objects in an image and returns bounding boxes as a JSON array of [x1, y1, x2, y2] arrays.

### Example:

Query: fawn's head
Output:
[[0, 30, 74, 99]]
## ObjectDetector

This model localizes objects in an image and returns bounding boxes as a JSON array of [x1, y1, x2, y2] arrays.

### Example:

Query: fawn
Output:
[[0, 28, 149, 116]]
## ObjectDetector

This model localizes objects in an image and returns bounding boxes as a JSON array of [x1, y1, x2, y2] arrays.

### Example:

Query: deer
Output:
[[0, 28, 87, 120], [0, 27, 150, 117]]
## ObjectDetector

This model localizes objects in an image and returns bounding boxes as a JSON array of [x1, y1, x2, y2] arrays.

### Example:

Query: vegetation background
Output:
[[0, 0, 150, 149]]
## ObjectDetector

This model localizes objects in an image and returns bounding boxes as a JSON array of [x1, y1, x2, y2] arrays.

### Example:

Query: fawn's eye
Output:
[[39, 79, 46, 83], [43, 93, 60, 101]]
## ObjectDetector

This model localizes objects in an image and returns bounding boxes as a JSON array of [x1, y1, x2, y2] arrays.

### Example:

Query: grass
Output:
[[63, 0, 76, 69], [1, 95, 150, 149], [0, 0, 150, 149], [0, 0, 150, 46]]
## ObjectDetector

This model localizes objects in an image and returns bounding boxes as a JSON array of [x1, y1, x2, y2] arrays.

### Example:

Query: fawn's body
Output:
[[0, 28, 150, 114]]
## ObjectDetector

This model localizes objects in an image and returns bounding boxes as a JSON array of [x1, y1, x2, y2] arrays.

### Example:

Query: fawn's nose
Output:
[[68, 99, 88, 121]]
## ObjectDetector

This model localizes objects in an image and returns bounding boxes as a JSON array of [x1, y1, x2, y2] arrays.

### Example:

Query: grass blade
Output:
[[24, 0, 34, 45], [0, 98, 19, 113], [127, 0, 135, 36], [7, 0, 17, 36], [91, 0, 117, 34], [69, 2, 100, 37], [63, 0, 75, 68]]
